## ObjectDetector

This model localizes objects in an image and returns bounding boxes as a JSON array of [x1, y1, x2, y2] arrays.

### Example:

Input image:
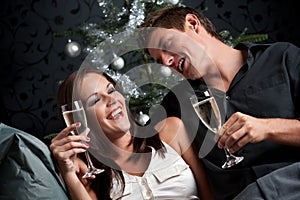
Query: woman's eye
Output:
[[94, 97, 100, 104], [108, 86, 116, 94], [88, 97, 100, 106]]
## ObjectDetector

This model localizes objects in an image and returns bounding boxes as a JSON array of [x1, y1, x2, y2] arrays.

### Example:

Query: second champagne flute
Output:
[[62, 100, 104, 178]]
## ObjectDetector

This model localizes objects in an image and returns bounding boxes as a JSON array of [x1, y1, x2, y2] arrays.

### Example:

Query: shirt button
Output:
[[226, 95, 230, 100], [146, 190, 152, 197]]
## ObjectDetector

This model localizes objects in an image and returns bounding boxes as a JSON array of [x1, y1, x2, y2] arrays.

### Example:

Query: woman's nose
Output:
[[106, 95, 116, 107]]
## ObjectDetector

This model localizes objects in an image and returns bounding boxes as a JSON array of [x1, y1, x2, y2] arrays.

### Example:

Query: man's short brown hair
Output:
[[139, 6, 223, 41]]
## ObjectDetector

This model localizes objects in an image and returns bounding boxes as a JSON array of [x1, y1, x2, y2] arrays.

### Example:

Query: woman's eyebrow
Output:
[[86, 92, 97, 103], [85, 82, 111, 101]]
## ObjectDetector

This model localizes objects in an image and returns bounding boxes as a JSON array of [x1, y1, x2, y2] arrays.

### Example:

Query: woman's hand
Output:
[[50, 123, 96, 200], [50, 122, 90, 175]]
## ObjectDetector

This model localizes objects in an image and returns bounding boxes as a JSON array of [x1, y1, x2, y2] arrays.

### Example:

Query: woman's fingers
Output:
[[52, 137, 88, 152], [52, 122, 81, 141], [50, 124, 91, 160]]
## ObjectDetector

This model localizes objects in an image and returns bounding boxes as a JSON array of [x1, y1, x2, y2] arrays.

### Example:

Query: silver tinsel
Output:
[[84, 0, 181, 51], [97, 0, 127, 26], [125, 0, 146, 30], [78, 0, 182, 100], [104, 68, 141, 99]]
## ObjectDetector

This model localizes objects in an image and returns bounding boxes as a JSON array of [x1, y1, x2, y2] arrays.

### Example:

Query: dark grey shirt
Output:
[[158, 42, 300, 200], [225, 42, 300, 167]]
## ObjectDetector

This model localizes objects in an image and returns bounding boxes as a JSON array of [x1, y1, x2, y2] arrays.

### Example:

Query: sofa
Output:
[[1, 122, 300, 200]]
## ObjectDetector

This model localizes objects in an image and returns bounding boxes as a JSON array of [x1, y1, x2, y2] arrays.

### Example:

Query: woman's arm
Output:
[[50, 123, 96, 200], [157, 117, 215, 200], [181, 138, 215, 200]]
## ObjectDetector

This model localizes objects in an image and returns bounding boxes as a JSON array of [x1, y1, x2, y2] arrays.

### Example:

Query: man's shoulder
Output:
[[237, 42, 299, 53]]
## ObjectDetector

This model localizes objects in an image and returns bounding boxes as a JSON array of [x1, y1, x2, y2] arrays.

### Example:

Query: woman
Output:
[[50, 68, 214, 200]]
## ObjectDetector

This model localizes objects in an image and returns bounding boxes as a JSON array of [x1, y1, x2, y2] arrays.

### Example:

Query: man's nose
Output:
[[162, 53, 175, 67]]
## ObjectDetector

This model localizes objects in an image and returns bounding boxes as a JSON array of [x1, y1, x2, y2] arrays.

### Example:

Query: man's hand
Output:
[[216, 112, 269, 153]]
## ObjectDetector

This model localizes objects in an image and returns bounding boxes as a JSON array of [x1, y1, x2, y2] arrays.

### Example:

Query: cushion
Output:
[[0, 123, 68, 199]]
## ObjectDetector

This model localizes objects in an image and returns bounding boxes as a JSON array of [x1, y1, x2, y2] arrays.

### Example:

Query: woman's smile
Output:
[[107, 106, 124, 120]]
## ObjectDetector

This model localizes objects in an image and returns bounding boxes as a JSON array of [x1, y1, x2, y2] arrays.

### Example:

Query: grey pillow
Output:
[[0, 123, 69, 200]]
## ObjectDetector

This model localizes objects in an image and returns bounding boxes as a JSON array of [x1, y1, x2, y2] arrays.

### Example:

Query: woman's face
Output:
[[79, 72, 131, 140]]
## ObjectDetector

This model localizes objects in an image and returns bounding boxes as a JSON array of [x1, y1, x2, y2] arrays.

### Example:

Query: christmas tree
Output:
[[60, 0, 267, 125]]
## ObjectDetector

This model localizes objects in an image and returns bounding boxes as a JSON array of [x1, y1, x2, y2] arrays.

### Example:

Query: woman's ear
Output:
[[185, 14, 201, 33]]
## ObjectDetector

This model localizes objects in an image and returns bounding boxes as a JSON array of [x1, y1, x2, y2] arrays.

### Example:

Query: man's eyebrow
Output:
[[151, 32, 163, 49], [158, 37, 163, 49]]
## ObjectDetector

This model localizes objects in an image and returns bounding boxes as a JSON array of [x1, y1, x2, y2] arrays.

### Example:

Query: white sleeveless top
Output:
[[110, 142, 199, 200]]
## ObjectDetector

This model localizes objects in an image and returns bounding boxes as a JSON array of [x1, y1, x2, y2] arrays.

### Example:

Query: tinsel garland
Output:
[[80, 0, 182, 101]]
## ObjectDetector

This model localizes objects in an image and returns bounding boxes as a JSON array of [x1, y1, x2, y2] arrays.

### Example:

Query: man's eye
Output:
[[162, 43, 168, 51], [163, 39, 171, 50]]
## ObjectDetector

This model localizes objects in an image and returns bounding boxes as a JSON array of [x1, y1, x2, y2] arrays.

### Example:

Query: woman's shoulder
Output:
[[155, 117, 186, 155]]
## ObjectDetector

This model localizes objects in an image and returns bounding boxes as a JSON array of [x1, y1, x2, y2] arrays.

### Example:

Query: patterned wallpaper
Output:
[[0, 0, 299, 142]]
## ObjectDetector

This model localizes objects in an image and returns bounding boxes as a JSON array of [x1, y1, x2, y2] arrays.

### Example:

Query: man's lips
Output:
[[178, 58, 185, 73]]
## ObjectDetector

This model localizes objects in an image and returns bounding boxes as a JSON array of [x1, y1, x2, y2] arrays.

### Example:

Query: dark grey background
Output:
[[0, 0, 299, 142]]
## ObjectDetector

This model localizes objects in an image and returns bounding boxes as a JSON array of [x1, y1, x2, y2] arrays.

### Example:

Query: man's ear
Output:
[[185, 14, 201, 33]]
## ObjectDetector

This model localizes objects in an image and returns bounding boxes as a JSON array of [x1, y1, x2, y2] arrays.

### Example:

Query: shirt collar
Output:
[[235, 42, 271, 68]]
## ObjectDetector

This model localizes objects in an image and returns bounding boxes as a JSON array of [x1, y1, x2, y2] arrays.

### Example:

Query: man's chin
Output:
[[185, 72, 198, 80]]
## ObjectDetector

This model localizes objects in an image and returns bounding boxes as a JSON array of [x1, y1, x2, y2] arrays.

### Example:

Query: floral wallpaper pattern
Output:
[[0, 0, 299, 142]]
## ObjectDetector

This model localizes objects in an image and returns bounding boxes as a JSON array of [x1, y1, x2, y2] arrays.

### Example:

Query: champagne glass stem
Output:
[[82, 150, 104, 179], [224, 148, 231, 158], [222, 148, 244, 169], [85, 151, 95, 169]]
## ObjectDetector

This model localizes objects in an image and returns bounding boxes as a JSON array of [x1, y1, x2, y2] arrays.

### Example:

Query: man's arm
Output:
[[217, 112, 300, 153]]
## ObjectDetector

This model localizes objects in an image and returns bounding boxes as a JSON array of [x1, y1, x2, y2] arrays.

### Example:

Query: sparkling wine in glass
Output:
[[190, 90, 244, 169], [62, 100, 104, 178]]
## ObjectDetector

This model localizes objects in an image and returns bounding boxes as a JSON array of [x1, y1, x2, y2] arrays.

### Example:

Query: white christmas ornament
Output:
[[160, 66, 172, 77], [65, 40, 81, 57], [167, 0, 179, 5], [111, 56, 125, 70], [138, 111, 150, 126]]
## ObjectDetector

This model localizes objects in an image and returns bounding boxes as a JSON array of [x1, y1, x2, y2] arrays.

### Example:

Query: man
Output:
[[138, 6, 300, 200]]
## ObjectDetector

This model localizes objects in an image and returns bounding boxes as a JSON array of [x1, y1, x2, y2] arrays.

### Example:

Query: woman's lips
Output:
[[107, 107, 123, 120]]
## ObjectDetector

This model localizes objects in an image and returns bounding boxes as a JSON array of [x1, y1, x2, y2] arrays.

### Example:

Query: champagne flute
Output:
[[61, 100, 104, 178], [190, 90, 244, 169]]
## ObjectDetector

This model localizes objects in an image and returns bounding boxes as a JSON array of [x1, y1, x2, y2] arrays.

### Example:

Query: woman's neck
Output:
[[114, 145, 152, 177], [107, 132, 152, 176]]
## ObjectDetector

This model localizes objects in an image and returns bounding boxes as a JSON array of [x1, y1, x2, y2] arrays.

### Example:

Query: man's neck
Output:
[[207, 41, 247, 91]]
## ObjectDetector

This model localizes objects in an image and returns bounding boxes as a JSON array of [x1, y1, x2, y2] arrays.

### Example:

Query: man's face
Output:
[[146, 27, 210, 80]]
